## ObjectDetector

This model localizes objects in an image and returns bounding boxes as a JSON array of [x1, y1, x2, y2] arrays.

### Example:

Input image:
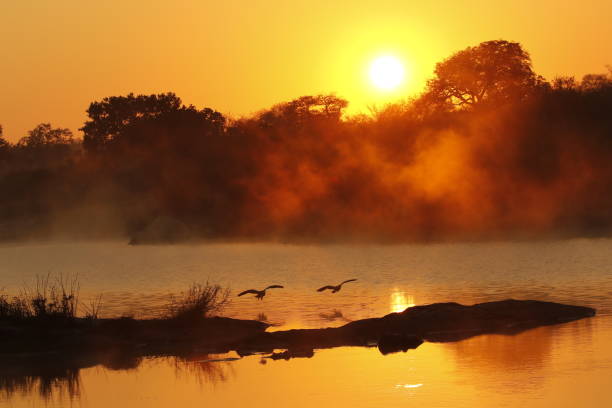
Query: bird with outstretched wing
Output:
[[317, 279, 357, 293], [238, 285, 284, 300]]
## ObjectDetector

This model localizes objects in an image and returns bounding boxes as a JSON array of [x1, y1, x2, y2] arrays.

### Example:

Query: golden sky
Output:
[[1, 0, 611, 142]]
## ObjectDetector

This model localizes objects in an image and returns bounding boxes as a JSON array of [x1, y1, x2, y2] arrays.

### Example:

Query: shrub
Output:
[[165, 282, 230, 322]]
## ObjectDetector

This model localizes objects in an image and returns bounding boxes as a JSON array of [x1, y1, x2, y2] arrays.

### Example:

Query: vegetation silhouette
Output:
[[424, 40, 544, 109], [2, 39, 612, 242]]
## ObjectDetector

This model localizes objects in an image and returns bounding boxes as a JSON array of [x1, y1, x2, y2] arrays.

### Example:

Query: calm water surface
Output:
[[1, 239, 611, 407]]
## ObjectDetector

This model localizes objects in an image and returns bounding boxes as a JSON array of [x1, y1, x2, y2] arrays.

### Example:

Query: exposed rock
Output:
[[237, 299, 596, 352]]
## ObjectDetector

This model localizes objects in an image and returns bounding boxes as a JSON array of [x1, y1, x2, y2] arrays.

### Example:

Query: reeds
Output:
[[165, 282, 230, 322], [82, 294, 103, 320], [27, 274, 79, 320], [0, 274, 80, 321], [0, 293, 29, 320]]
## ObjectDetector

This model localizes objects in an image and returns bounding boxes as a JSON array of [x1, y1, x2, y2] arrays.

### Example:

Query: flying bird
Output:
[[317, 279, 357, 293], [237, 285, 284, 300]]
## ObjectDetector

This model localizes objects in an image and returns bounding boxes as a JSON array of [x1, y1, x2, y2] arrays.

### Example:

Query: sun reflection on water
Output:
[[390, 289, 416, 313], [395, 383, 423, 389]]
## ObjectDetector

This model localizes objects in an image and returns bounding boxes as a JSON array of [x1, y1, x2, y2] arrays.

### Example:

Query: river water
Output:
[[1, 239, 611, 407]]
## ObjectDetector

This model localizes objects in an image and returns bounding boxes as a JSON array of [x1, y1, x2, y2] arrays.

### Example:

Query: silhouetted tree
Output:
[[16, 123, 73, 148], [0, 125, 8, 149], [258, 94, 348, 129], [9, 123, 76, 172], [0, 125, 10, 162], [551, 76, 579, 91], [111, 105, 225, 150], [4, 43, 612, 243], [99, 102, 233, 236], [81, 92, 182, 152], [423, 40, 542, 109], [580, 73, 612, 91]]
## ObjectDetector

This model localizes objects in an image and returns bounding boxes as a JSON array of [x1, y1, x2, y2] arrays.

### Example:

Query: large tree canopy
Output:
[[424, 40, 542, 109], [112, 105, 226, 152], [81, 92, 183, 152]]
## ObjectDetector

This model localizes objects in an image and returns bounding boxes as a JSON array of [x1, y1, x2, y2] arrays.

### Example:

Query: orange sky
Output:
[[1, 0, 611, 142]]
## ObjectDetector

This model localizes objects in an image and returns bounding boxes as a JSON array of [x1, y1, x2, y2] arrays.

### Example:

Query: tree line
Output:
[[2, 40, 612, 243]]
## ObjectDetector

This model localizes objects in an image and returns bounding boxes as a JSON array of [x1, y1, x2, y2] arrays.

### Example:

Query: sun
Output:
[[369, 55, 405, 91]]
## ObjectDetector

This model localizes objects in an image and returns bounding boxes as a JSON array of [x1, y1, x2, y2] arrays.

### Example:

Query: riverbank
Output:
[[0, 299, 596, 359]]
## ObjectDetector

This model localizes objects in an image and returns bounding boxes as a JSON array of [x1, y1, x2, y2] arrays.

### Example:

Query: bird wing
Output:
[[265, 285, 284, 290], [317, 286, 335, 292], [238, 289, 259, 297], [340, 279, 357, 285]]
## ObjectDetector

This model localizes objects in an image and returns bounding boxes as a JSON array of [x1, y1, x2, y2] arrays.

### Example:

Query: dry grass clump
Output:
[[81, 294, 103, 320], [0, 293, 30, 320], [28, 274, 79, 319], [0, 274, 80, 321], [165, 282, 230, 322]]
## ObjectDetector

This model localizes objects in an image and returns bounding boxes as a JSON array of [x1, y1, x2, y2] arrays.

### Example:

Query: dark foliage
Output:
[[2, 40, 612, 242], [423, 40, 545, 110]]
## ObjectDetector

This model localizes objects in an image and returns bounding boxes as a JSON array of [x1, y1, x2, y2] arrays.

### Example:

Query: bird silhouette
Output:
[[237, 285, 284, 300], [317, 279, 357, 293]]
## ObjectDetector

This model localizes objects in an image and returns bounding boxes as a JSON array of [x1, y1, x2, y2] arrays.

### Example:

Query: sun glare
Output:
[[369, 56, 405, 91], [390, 290, 415, 313]]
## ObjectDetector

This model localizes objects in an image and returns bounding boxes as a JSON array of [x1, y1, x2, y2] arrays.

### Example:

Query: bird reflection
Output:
[[319, 309, 351, 322]]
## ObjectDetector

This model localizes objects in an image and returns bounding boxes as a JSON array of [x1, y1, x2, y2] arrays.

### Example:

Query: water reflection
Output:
[[173, 354, 235, 387], [1, 241, 610, 406], [0, 351, 236, 404], [0, 355, 84, 403], [1, 317, 608, 408], [390, 289, 416, 313], [319, 309, 351, 322], [395, 383, 423, 388], [445, 317, 594, 373]]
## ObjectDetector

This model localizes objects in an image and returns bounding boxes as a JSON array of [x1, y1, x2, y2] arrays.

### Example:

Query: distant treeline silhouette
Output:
[[2, 40, 612, 242]]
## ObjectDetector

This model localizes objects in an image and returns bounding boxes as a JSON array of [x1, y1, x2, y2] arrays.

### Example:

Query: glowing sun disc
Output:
[[369, 56, 405, 90]]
